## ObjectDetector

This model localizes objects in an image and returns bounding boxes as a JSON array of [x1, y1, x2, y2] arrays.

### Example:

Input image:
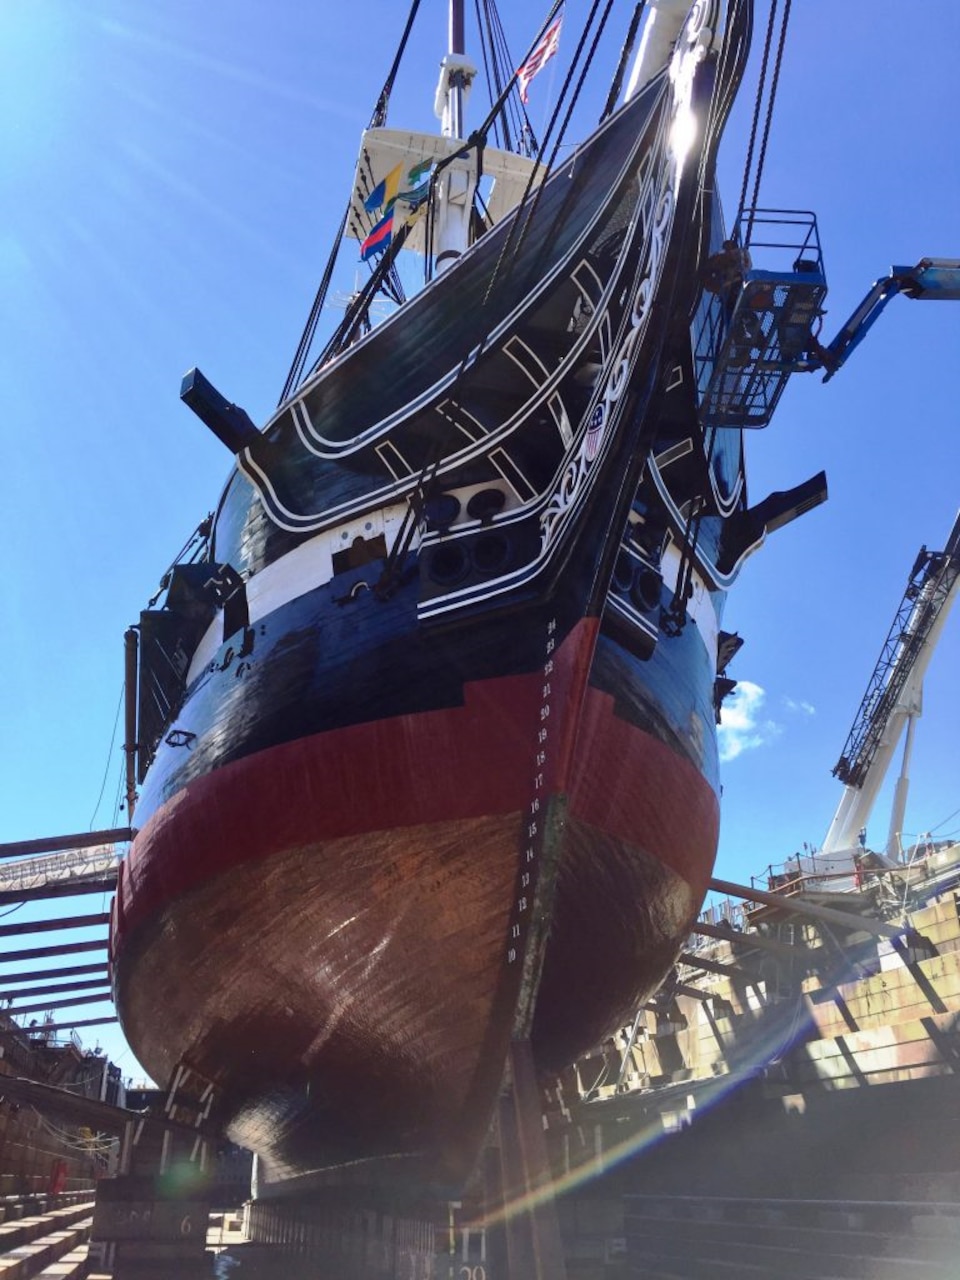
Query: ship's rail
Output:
[[686, 895, 749, 951], [689, 841, 960, 952], [753, 850, 860, 897]]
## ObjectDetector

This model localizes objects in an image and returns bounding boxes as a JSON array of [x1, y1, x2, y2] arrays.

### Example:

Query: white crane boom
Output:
[[821, 511, 960, 859]]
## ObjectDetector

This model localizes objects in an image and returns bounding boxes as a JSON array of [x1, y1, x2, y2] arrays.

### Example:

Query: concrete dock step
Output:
[[32, 1246, 89, 1279], [0, 1199, 94, 1280], [625, 1194, 960, 1279]]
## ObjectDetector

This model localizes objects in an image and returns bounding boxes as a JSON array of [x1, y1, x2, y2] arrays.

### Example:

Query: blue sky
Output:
[[1, 2, 957, 1078]]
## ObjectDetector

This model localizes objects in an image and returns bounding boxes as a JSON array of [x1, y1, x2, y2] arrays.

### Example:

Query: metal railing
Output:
[[692, 207, 826, 428]]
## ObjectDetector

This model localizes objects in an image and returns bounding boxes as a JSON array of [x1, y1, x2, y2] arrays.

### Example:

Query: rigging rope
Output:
[[601, 1, 645, 123], [735, 0, 777, 233], [370, 0, 423, 127], [744, 0, 791, 241], [88, 682, 125, 830], [735, 0, 777, 228], [278, 0, 422, 403], [473, 1, 501, 147], [478, 0, 613, 306], [474, 0, 523, 153]]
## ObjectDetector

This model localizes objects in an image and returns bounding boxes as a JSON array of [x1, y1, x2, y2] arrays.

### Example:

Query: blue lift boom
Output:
[[816, 258, 960, 381]]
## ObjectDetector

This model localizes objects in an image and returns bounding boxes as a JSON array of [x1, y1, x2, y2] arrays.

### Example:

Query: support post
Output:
[[496, 1039, 567, 1280], [124, 628, 139, 819], [693, 920, 819, 963], [709, 875, 908, 938]]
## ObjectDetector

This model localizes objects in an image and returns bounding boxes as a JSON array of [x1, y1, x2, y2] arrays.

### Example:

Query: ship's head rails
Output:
[[533, 208, 836, 1066], [111, 2, 764, 1191]]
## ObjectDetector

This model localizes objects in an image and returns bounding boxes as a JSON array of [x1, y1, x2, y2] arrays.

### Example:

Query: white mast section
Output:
[[624, 0, 728, 102], [432, 0, 478, 273]]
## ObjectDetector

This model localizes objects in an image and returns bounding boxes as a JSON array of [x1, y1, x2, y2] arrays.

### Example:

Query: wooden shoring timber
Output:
[[709, 876, 908, 939], [673, 982, 712, 1001], [1, 977, 112, 1001], [500, 1039, 567, 1280], [0, 828, 133, 860], [0, 939, 107, 964], [0, 912, 110, 939], [693, 920, 819, 963], [9, 990, 114, 1016], [0, 962, 109, 986], [678, 950, 757, 979], [0, 1071, 208, 1138], [3, 1015, 117, 1034]]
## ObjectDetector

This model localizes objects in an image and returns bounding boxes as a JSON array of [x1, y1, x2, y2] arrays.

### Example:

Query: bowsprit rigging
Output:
[[280, 0, 574, 398]]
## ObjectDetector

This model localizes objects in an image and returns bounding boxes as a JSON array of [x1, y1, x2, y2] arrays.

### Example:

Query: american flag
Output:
[[517, 12, 563, 104]]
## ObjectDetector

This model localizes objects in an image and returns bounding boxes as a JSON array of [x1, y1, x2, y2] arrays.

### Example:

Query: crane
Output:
[[821, 510, 960, 862]]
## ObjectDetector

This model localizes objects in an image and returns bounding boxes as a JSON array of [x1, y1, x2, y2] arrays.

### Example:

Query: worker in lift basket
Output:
[[701, 238, 751, 297], [701, 238, 762, 366]]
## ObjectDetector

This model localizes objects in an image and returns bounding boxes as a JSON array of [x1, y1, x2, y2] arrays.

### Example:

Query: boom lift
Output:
[[822, 510, 960, 862], [695, 207, 960, 430], [812, 257, 960, 381]]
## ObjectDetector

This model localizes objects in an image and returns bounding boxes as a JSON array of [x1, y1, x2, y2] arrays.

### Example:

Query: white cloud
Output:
[[783, 696, 816, 717], [718, 680, 782, 763]]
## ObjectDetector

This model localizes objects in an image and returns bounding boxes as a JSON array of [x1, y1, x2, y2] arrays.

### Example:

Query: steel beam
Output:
[[0, 963, 108, 986], [0, 939, 107, 964], [0, 1072, 210, 1138], [0, 829, 132, 860], [3, 1015, 117, 1034], [1, 978, 112, 1001], [0, 913, 110, 939], [10, 991, 114, 1016], [672, 982, 712, 1001], [0, 878, 118, 906], [709, 876, 907, 939], [500, 1039, 567, 1280], [615, 1008, 647, 1092]]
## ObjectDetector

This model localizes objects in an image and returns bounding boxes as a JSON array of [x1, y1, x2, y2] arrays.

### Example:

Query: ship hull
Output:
[[112, 0, 748, 1192], [114, 612, 719, 1187]]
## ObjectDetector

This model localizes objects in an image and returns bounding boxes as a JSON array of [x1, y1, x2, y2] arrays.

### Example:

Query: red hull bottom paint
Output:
[[113, 646, 719, 1185], [531, 676, 719, 1068]]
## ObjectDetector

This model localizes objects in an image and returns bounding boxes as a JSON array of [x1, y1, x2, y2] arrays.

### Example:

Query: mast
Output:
[[433, 0, 478, 271], [624, 0, 694, 101], [449, 0, 464, 58], [624, 0, 732, 103]]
